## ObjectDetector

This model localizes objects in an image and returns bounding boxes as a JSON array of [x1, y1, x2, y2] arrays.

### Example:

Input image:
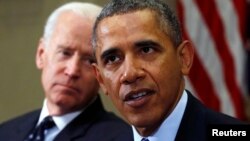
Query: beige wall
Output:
[[0, 0, 176, 123]]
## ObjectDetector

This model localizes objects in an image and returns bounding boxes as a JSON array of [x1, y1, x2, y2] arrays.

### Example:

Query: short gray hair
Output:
[[43, 2, 102, 46], [92, 0, 182, 51]]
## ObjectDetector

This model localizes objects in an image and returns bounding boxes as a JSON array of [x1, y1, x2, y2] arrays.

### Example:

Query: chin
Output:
[[128, 115, 153, 127], [53, 96, 75, 106]]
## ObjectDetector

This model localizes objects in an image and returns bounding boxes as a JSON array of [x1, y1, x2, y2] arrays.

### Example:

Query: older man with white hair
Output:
[[0, 2, 133, 141]]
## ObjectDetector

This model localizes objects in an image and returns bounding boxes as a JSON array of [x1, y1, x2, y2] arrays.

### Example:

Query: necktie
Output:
[[24, 116, 55, 141], [141, 138, 149, 141]]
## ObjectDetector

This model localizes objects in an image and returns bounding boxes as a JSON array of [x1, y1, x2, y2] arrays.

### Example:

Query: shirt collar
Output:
[[132, 90, 188, 141], [39, 99, 82, 131]]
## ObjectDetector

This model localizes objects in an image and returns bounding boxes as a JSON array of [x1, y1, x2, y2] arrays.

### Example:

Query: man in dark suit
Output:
[[0, 2, 133, 141], [91, 0, 248, 141]]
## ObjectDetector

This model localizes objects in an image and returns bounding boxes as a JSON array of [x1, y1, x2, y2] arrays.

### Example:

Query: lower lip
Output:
[[57, 85, 78, 93], [125, 94, 151, 108]]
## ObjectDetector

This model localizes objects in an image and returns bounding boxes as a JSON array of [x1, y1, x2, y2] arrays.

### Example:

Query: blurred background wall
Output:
[[1, 0, 249, 124], [0, 0, 176, 123]]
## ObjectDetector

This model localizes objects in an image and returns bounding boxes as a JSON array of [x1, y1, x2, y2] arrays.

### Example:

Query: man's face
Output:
[[94, 10, 192, 135], [36, 11, 99, 115]]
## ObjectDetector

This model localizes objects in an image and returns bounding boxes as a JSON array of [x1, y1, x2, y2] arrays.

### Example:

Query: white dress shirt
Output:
[[132, 90, 188, 141], [37, 99, 82, 141]]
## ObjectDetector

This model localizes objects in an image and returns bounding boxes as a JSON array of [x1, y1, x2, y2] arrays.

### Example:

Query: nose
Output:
[[120, 57, 146, 84], [65, 56, 80, 79]]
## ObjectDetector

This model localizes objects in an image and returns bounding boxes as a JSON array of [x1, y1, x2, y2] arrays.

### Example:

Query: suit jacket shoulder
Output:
[[54, 95, 133, 141], [0, 96, 133, 141], [175, 90, 246, 141], [0, 109, 41, 140]]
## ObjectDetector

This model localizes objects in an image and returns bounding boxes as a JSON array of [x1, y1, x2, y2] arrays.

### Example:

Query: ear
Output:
[[36, 38, 46, 70], [92, 63, 109, 96], [177, 40, 194, 75]]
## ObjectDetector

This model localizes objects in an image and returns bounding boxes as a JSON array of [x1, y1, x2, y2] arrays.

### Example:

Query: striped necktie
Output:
[[24, 116, 55, 141], [141, 138, 149, 141]]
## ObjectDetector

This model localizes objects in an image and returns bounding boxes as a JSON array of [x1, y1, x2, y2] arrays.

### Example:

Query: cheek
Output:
[[102, 70, 120, 96], [158, 62, 182, 98], [102, 72, 123, 111], [150, 55, 181, 88], [103, 70, 114, 81], [157, 54, 180, 76], [145, 57, 172, 80], [44, 65, 60, 79], [42, 63, 62, 85], [84, 75, 99, 90]]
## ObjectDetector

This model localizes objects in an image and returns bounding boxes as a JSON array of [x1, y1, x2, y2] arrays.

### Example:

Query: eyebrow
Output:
[[100, 48, 120, 60], [134, 40, 161, 48], [57, 45, 72, 50]]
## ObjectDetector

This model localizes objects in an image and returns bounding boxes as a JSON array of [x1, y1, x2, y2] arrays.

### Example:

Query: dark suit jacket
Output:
[[0, 96, 133, 141], [175, 91, 246, 141]]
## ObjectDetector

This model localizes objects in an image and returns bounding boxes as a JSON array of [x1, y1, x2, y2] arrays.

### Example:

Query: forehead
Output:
[[95, 9, 166, 52], [49, 11, 94, 51], [97, 9, 158, 35], [55, 11, 93, 36]]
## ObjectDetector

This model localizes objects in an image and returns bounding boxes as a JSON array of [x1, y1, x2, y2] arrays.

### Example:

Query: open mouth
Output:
[[124, 89, 155, 102]]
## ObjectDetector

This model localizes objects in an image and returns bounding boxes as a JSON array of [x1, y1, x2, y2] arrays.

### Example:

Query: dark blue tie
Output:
[[24, 116, 55, 141], [141, 138, 149, 141]]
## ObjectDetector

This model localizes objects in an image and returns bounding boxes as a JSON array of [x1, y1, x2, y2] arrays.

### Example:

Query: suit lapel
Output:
[[175, 91, 206, 141], [54, 96, 105, 141], [16, 110, 41, 140]]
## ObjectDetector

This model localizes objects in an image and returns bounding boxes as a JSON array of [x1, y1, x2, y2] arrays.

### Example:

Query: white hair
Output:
[[43, 2, 102, 46]]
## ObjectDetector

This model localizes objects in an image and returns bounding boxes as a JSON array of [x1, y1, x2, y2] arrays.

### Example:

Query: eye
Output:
[[62, 50, 72, 56], [80, 57, 95, 69], [88, 58, 95, 64], [82, 57, 95, 65], [141, 46, 154, 54], [104, 55, 120, 65], [56, 48, 73, 61], [100, 48, 121, 66]]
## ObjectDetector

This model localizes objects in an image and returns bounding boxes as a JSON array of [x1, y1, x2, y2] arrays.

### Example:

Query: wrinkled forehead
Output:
[[94, 9, 172, 62], [96, 10, 157, 43], [95, 9, 160, 44]]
